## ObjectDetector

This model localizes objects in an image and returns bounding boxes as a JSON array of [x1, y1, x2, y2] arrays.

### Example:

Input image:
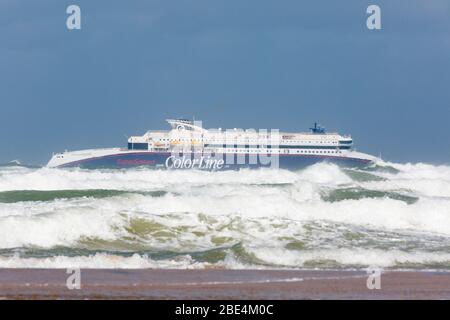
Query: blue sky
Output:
[[1, 1, 449, 165]]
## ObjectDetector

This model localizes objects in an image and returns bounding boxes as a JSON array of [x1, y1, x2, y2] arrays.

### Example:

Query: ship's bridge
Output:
[[166, 119, 206, 132], [127, 135, 149, 150]]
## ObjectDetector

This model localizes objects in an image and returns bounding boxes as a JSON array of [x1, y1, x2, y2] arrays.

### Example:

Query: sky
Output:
[[0, 0, 449, 165]]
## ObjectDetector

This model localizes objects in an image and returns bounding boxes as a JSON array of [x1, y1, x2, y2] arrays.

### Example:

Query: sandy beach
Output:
[[0, 269, 449, 299]]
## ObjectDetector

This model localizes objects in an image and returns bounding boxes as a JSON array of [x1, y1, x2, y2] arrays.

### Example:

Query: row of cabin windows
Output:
[[152, 137, 343, 144], [205, 149, 343, 155], [129, 141, 349, 153], [151, 138, 350, 147], [281, 145, 350, 149], [204, 140, 339, 144], [204, 144, 350, 150]]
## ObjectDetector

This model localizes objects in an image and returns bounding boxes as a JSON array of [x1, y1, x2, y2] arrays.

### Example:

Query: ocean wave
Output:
[[0, 252, 203, 269], [0, 189, 167, 203], [0, 162, 449, 269], [0, 248, 449, 269]]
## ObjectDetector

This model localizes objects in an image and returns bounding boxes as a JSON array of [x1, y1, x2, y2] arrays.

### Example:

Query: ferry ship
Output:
[[47, 119, 376, 170]]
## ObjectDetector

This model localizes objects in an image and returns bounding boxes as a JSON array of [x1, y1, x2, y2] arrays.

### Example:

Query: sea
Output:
[[0, 161, 449, 270]]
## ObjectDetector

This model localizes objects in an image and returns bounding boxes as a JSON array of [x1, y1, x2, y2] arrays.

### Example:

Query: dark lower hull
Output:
[[58, 151, 372, 170]]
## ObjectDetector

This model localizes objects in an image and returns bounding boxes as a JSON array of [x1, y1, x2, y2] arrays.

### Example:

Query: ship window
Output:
[[128, 143, 148, 150]]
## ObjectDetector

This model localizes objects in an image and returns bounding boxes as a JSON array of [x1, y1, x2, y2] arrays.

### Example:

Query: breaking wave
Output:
[[0, 162, 449, 269]]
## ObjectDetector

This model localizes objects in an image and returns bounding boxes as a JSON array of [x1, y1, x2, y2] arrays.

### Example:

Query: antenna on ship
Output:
[[310, 122, 325, 134]]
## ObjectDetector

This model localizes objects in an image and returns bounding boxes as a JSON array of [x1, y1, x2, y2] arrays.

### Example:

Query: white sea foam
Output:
[[296, 163, 353, 185], [0, 189, 449, 249], [0, 203, 125, 248], [0, 249, 448, 269], [248, 247, 450, 268], [0, 253, 203, 269], [0, 162, 449, 269], [0, 167, 298, 192]]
